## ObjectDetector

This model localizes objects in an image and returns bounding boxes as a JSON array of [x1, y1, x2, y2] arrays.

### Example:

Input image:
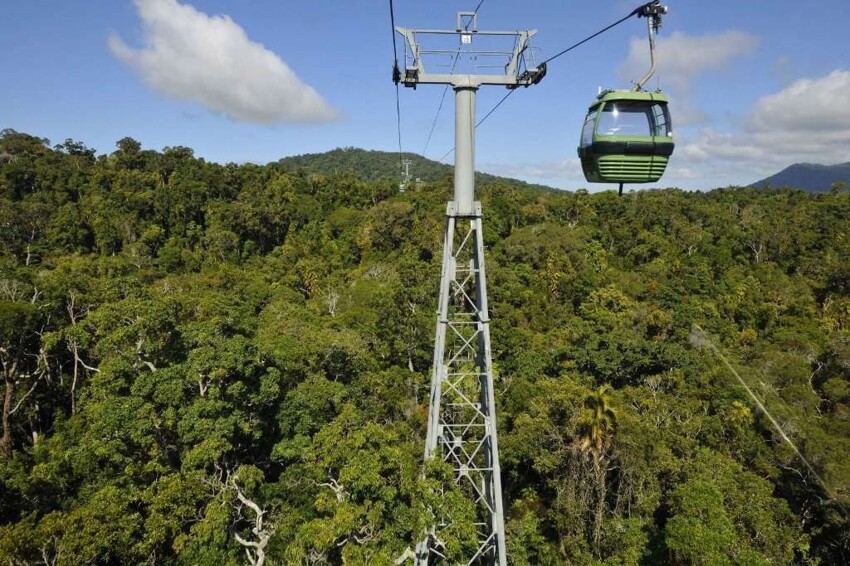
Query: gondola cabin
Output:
[[578, 90, 674, 184]]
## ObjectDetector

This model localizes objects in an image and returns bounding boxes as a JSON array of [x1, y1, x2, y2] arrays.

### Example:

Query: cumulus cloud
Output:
[[109, 0, 338, 124], [618, 30, 760, 93], [749, 69, 850, 134], [681, 71, 850, 173]]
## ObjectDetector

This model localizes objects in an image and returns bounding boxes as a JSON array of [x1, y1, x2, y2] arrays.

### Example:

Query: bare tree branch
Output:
[[225, 473, 274, 566]]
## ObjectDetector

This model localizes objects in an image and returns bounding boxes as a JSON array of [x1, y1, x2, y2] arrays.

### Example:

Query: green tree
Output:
[[577, 385, 618, 553]]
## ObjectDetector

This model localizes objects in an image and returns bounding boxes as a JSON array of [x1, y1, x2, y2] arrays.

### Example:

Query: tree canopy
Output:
[[1, 129, 848, 564]]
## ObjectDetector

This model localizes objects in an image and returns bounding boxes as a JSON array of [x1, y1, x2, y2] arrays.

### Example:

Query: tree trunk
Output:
[[70, 341, 78, 415], [593, 455, 606, 555], [2, 373, 13, 460]]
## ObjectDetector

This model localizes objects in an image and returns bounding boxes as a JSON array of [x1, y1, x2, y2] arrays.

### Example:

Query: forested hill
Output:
[[277, 146, 555, 190], [754, 161, 850, 192], [277, 147, 448, 182], [1, 129, 850, 563]]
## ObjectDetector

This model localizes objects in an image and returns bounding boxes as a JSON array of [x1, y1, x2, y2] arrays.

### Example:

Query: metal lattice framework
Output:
[[394, 13, 545, 565], [418, 202, 504, 564]]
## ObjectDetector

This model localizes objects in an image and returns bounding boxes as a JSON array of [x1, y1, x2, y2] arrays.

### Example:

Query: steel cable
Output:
[[437, 0, 656, 161]]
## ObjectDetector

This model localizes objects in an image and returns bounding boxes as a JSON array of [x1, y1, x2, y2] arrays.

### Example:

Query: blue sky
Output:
[[2, 0, 849, 190]]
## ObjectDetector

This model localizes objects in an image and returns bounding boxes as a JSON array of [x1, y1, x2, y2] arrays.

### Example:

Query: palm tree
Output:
[[576, 385, 617, 553], [578, 385, 617, 459]]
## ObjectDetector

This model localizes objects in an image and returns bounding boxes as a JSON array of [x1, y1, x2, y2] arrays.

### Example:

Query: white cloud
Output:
[[109, 0, 338, 124], [749, 69, 850, 134], [679, 71, 850, 177], [618, 30, 760, 93]]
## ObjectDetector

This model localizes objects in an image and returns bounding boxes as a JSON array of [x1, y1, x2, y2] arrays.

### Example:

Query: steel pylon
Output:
[[416, 201, 506, 565], [395, 13, 544, 563]]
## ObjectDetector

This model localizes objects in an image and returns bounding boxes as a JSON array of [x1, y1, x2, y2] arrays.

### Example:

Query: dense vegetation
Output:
[[1, 128, 849, 564]]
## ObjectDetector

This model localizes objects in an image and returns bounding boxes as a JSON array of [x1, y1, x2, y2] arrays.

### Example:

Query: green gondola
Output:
[[577, 89, 674, 184], [577, 0, 674, 188]]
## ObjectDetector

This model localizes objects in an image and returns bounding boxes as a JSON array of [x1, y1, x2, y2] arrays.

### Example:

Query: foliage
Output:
[[1, 129, 849, 563]]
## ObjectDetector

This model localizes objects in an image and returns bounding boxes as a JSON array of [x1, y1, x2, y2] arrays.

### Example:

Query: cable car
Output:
[[577, 89, 673, 184], [577, 0, 673, 190]]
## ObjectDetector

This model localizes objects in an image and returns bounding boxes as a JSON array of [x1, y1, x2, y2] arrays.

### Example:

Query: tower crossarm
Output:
[[394, 26, 544, 88]]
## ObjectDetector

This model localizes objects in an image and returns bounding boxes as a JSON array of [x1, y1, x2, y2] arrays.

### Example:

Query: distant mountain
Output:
[[277, 147, 556, 192], [752, 162, 850, 192]]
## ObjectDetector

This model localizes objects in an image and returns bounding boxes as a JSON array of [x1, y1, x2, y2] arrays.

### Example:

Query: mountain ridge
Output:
[[753, 161, 850, 192]]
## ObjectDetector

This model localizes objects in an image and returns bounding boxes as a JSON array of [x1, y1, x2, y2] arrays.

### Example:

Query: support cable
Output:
[[437, 0, 658, 162], [476, 89, 515, 129], [438, 146, 454, 164], [423, 54, 459, 156], [439, 89, 515, 163], [395, 84, 403, 162], [389, 0, 404, 170], [539, 0, 658, 66], [468, 0, 486, 28], [389, 0, 399, 63]]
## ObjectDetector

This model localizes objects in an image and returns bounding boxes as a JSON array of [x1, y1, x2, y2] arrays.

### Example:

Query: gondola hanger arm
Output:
[[634, 1, 668, 90]]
